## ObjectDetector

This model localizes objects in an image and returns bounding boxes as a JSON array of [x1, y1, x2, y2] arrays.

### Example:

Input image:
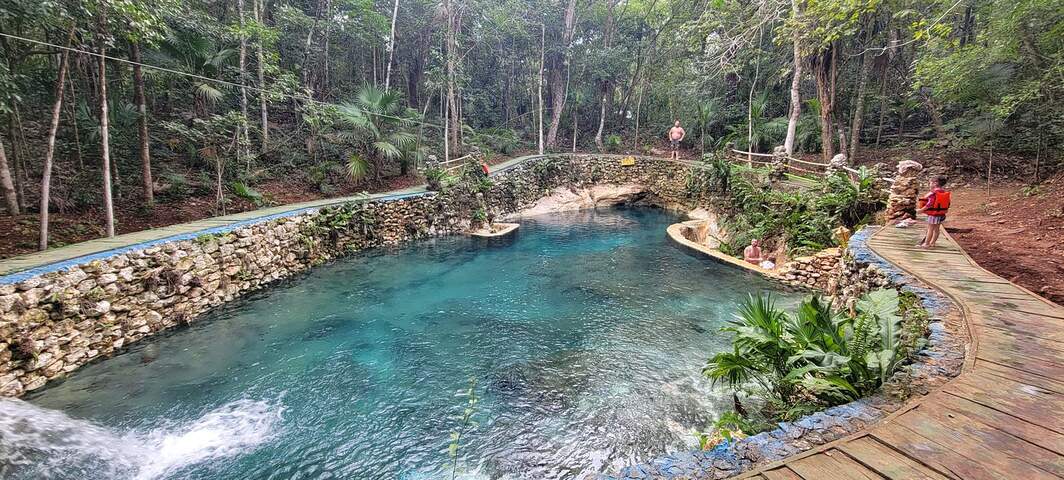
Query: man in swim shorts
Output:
[[667, 120, 685, 160]]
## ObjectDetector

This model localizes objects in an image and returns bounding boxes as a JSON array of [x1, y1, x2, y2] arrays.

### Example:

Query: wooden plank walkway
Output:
[[740, 224, 1064, 480]]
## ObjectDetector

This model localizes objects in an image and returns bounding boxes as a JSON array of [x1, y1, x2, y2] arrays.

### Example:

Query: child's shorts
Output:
[[927, 215, 946, 224]]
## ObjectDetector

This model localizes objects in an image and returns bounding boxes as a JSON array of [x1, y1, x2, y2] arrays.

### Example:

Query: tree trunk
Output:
[[39, 29, 75, 248], [384, 0, 399, 91], [848, 50, 871, 161], [537, 23, 545, 155], [784, 0, 802, 155], [812, 44, 837, 161], [0, 139, 17, 216], [633, 81, 644, 150], [130, 41, 153, 207], [255, 0, 269, 151], [875, 65, 888, 147], [594, 89, 608, 151], [444, 0, 460, 154], [922, 93, 946, 139], [572, 110, 578, 152], [300, 0, 322, 93], [98, 17, 115, 237], [545, 0, 578, 147], [747, 26, 763, 159], [594, 0, 618, 151], [238, 0, 251, 168]]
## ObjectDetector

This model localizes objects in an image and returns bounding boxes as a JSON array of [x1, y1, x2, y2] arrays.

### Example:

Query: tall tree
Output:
[[254, 0, 269, 151], [545, 0, 578, 148], [784, 0, 802, 155], [0, 138, 16, 216], [98, 7, 115, 238], [384, 0, 400, 91], [38, 27, 75, 249], [130, 41, 153, 206]]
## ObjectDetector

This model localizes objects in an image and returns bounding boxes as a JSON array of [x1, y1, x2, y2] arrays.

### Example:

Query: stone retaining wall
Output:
[[776, 248, 842, 291], [0, 155, 693, 397]]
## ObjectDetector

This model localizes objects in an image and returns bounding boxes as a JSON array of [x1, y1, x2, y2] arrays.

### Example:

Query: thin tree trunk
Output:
[[594, 90, 607, 151], [238, 0, 251, 169], [784, 0, 802, 155], [848, 50, 871, 161], [546, 0, 578, 147], [6, 114, 24, 211], [594, 0, 618, 151], [300, 0, 322, 92], [538, 23, 545, 155], [255, 0, 269, 151], [747, 26, 763, 160], [633, 81, 643, 150], [922, 94, 946, 139], [130, 41, 153, 207], [98, 12, 115, 238], [572, 110, 578, 152], [384, 0, 399, 91], [444, 0, 460, 154], [39, 27, 75, 248], [0, 139, 17, 216], [875, 67, 888, 147], [67, 71, 84, 169], [812, 44, 836, 161]]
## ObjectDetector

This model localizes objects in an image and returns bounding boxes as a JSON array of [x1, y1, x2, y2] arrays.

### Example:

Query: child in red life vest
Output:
[[916, 175, 951, 248]]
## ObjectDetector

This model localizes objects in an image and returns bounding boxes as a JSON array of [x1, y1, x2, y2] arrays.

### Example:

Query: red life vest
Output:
[[925, 189, 951, 216]]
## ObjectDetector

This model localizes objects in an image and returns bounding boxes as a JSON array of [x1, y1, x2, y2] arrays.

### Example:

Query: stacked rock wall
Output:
[[885, 160, 924, 222], [0, 155, 693, 397], [776, 248, 842, 291]]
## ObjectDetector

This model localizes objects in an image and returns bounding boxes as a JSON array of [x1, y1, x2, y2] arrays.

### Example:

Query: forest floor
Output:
[[2, 147, 1061, 307], [843, 146, 1063, 305]]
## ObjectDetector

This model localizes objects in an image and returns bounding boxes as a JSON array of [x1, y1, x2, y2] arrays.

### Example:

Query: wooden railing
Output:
[[439, 153, 476, 173], [726, 148, 895, 184]]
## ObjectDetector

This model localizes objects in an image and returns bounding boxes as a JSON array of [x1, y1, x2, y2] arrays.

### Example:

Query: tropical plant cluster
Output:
[[686, 153, 885, 256], [704, 289, 930, 428]]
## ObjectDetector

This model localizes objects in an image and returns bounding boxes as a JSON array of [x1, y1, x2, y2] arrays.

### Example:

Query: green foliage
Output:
[[705, 289, 923, 421], [229, 181, 267, 207]]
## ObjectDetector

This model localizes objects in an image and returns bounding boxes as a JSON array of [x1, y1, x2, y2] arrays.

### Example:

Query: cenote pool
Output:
[[7, 208, 801, 480]]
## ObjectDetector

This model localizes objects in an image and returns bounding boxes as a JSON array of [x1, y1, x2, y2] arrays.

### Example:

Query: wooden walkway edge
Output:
[[739, 225, 1064, 480]]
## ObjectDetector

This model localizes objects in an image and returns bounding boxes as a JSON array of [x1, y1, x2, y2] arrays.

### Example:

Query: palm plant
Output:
[[725, 92, 774, 152], [705, 289, 909, 420], [337, 85, 429, 183], [154, 29, 236, 118], [694, 98, 722, 156]]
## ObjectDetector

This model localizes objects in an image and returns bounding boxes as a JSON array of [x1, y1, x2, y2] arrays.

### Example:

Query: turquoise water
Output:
[[17, 208, 798, 479]]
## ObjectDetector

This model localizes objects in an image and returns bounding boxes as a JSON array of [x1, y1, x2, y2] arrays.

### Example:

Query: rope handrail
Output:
[[439, 154, 475, 165], [788, 157, 830, 167], [729, 148, 775, 158]]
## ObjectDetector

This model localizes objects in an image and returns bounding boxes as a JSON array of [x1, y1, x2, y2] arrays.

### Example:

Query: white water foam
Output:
[[0, 398, 283, 480]]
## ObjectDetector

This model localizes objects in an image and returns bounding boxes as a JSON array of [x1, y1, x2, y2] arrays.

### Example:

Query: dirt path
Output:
[[946, 176, 1064, 305]]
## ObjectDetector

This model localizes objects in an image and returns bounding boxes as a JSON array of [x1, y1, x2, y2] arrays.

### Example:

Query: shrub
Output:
[[704, 289, 920, 421]]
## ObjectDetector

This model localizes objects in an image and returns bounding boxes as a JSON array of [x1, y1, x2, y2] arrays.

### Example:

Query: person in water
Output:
[[916, 175, 951, 249], [743, 239, 763, 265], [667, 120, 685, 160]]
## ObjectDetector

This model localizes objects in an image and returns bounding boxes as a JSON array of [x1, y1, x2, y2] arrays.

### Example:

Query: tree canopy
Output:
[[0, 0, 1060, 247]]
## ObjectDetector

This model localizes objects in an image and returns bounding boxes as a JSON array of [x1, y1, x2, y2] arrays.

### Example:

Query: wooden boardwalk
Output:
[[740, 225, 1064, 479]]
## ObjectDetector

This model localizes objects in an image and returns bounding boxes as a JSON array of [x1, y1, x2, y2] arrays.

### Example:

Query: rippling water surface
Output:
[[18, 208, 799, 479]]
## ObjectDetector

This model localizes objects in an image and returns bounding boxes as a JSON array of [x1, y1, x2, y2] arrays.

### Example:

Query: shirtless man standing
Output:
[[667, 120, 685, 160]]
